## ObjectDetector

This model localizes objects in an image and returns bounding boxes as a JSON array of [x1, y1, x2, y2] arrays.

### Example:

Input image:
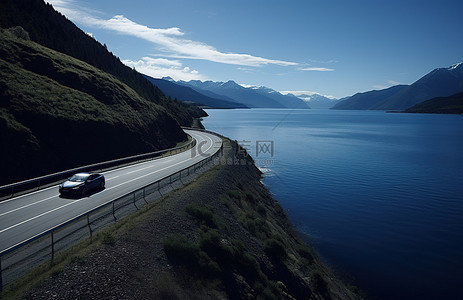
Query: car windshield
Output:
[[69, 174, 88, 182]]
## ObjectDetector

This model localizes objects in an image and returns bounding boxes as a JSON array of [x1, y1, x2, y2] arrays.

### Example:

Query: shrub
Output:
[[8, 26, 30, 40], [263, 238, 287, 261], [185, 204, 218, 228], [311, 271, 328, 292], [256, 204, 267, 217], [198, 250, 222, 276], [245, 192, 256, 204], [199, 228, 221, 257], [163, 234, 199, 267], [298, 246, 315, 264], [236, 252, 259, 281], [227, 189, 241, 200], [102, 232, 115, 245]]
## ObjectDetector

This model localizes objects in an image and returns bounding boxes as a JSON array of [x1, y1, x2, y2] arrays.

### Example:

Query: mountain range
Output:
[[143, 76, 248, 109], [333, 63, 463, 110], [285, 93, 339, 109], [172, 79, 311, 109]]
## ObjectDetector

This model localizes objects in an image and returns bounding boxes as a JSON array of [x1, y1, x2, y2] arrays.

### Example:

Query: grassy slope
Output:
[[0, 0, 206, 127], [0, 29, 186, 185]]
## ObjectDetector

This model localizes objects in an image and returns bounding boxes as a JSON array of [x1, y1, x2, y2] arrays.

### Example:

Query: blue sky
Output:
[[48, 0, 462, 99]]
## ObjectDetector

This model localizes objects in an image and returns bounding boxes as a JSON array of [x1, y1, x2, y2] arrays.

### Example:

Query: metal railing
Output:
[[0, 132, 224, 291], [0, 137, 196, 201]]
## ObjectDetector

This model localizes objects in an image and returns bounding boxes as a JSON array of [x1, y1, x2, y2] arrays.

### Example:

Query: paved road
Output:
[[0, 129, 222, 253]]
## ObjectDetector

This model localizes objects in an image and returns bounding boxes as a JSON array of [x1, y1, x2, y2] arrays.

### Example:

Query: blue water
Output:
[[202, 109, 463, 300]]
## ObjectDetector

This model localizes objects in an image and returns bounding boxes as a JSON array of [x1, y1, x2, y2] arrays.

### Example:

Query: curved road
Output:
[[0, 129, 222, 253]]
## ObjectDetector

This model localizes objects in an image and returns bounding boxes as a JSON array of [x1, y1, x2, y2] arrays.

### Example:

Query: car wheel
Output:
[[100, 180, 105, 189]]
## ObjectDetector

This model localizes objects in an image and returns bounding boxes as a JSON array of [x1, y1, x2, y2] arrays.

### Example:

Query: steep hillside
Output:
[[374, 63, 463, 110], [404, 91, 463, 114], [333, 63, 463, 110], [332, 85, 407, 110], [0, 29, 186, 185], [144, 76, 248, 108], [0, 0, 205, 126]]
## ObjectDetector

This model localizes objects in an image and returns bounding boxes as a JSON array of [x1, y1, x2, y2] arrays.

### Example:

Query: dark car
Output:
[[59, 172, 105, 197]]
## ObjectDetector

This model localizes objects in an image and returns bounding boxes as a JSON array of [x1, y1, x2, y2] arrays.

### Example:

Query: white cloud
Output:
[[122, 57, 207, 82], [372, 80, 402, 90], [47, 0, 297, 68], [298, 67, 335, 72], [372, 85, 388, 90]]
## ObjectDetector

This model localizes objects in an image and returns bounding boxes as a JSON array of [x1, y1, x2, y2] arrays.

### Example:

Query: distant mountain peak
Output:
[[221, 80, 240, 88], [161, 76, 175, 82], [449, 62, 463, 70]]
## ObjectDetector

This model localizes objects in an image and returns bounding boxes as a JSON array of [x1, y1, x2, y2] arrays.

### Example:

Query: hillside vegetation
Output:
[[0, 0, 205, 126], [0, 29, 185, 185]]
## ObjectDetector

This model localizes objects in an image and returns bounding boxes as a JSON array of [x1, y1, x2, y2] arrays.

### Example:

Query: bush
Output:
[[256, 204, 267, 217], [236, 252, 259, 281], [245, 192, 256, 204], [163, 234, 199, 267], [8, 26, 30, 40], [102, 232, 115, 245], [198, 250, 222, 276], [227, 189, 241, 200], [263, 238, 287, 261], [199, 228, 221, 257], [298, 246, 315, 264], [185, 204, 218, 228], [311, 271, 328, 292]]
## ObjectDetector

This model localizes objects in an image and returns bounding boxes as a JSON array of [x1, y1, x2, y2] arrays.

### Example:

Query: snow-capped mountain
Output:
[[333, 63, 463, 110], [177, 80, 310, 109], [283, 92, 338, 109]]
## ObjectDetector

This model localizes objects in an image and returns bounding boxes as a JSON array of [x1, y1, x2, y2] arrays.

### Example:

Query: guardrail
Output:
[[0, 137, 196, 201], [0, 131, 224, 291]]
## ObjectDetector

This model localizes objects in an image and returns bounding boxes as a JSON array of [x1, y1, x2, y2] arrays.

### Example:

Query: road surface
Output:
[[0, 129, 222, 253]]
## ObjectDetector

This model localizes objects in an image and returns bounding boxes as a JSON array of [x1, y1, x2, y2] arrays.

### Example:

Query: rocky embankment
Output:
[[10, 139, 361, 299]]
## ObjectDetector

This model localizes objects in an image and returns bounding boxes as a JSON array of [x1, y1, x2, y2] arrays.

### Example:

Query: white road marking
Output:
[[0, 195, 58, 217], [0, 185, 57, 204], [0, 196, 87, 233], [0, 133, 218, 233]]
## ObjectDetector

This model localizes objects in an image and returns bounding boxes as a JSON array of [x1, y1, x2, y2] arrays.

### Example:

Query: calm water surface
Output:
[[202, 109, 463, 300]]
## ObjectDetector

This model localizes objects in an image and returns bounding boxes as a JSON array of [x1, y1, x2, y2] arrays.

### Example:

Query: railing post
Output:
[[143, 188, 148, 204], [112, 201, 117, 222], [87, 214, 92, 239], [51, 231, 55, 261], [0, 256, 3, 292], [133, 192, 139, 210]]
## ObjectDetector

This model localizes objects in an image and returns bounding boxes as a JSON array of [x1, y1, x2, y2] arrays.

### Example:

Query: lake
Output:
[[202, 109, 463, 300]]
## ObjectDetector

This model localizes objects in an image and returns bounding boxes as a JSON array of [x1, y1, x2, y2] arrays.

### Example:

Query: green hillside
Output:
[[0, 0, 205, 126], [0, 29, 185, 185]]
